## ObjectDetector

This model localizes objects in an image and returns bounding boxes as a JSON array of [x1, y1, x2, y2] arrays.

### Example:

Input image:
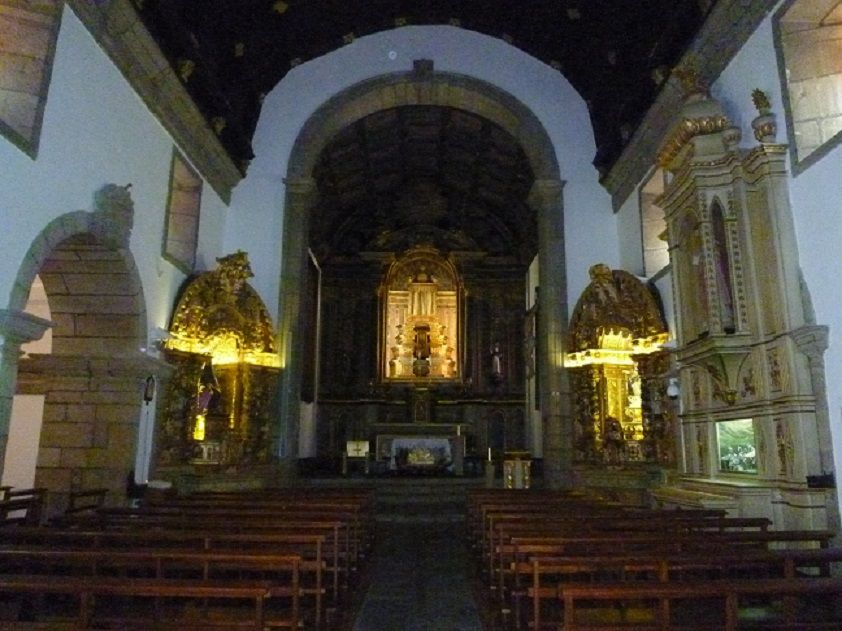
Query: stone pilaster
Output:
[[530, 178, 573, 489], [276, 177, 318, 478], [791, 325, 833, 474], [0, 308, 53, 476]]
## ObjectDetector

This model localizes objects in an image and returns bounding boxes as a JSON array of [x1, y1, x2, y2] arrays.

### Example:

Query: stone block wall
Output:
[[17, 354, 156, 516]]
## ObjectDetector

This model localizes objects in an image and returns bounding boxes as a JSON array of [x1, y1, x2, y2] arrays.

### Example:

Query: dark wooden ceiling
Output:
[[310, 106, 536, 265], [136, 0, 711, 175]]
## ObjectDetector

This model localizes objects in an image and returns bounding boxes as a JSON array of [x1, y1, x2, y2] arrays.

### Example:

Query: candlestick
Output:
[[487, 447, 492, 462]]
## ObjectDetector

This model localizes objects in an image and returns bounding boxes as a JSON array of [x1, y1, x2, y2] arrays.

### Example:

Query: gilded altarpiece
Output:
[[155, 252, 280, 470], [381, 247, 461, 382], [655, 81, 835, 529], [567, 264, 672, 465], [315, 248, 527, 461]]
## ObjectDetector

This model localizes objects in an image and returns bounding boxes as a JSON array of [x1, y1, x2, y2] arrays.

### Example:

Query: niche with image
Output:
[[716, 418, 757, 474]]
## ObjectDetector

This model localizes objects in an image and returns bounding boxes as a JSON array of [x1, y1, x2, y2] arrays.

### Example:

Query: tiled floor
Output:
[[352, 523, 484, 631]]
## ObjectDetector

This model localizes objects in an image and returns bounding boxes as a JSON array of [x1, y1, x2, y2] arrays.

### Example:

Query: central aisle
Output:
[[351, 523, 485, 631]]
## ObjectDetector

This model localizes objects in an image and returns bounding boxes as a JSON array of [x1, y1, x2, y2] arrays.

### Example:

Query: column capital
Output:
[[528, 178, 566, 209], [0, 309, 53, 347], [791, 324, 829, 360]]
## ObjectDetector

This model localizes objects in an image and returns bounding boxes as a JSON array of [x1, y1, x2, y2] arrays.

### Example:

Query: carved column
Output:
[[0, 309, 53, 476], [277, 177, 318, 477], [531, 178, 572, 489]]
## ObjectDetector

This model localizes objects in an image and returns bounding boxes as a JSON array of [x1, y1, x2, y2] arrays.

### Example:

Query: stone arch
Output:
[[2, 186, 154, 516], [278, 71, 571, 486], [289, 71, 560, 181]]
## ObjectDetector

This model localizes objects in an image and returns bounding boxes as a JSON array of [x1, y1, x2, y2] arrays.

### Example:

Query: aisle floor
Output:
[[351, 523, 485, 631]]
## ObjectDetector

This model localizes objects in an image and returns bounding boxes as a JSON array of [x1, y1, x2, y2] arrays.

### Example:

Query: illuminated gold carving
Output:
[[381, 247, 460, 382], [568, 264, 669, 464], [166, 251, 278, 367], [212, 117, 227, 135], [272, 1, 289, 14], [158, 252, 280, 469]]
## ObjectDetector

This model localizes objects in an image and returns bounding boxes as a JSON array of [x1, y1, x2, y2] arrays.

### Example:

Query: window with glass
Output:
[[775, 0, 842, 171], [0, 1, 62, 157], [162, 150, 202, 272]]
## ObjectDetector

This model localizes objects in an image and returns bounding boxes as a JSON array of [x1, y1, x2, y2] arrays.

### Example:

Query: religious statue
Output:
[[490, 342, 503, 383], [408, 269, 436, 316], [603, 416, 625, 466]]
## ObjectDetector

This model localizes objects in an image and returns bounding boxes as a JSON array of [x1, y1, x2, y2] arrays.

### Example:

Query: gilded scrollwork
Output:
[[568, 264, 665, 352]]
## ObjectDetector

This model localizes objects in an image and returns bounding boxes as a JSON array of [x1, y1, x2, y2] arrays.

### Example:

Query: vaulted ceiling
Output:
[[136, 0, 712, 175], [310, 106, 536, 265]]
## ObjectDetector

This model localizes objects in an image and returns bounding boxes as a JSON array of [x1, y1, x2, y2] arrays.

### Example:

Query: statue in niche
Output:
[[490, 342, 503, 383], [603, 416, 625, 466], [409, 269, 436, 316]]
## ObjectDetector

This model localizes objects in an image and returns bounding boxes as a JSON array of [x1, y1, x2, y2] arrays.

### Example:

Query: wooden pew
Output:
[[0, 527, 332, 626], [52, 514, 353, 599], [557, 576, 842, 630], [522, 547, 842, 630], [0, 574, 280, 629], [0, 548, 304, 629], [0, 488, 45, 526], [64, 488, 108, 516]]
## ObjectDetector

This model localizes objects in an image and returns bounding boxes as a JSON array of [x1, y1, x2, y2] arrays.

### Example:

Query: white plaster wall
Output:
[[0, 7, 228, 339], [616, 192, 645, 276], [226, 25, 618, 317]]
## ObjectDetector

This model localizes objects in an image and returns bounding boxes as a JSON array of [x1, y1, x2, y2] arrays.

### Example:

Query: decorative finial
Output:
[[751, 88, 771, 114], [750, 89, 776, 143]]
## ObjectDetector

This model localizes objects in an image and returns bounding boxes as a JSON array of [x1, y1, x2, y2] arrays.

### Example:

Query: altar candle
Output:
[[456, 425, 461, 436], [487, 447, 492, 461]]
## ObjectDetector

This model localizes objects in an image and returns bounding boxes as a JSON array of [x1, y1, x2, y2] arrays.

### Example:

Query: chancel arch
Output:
[[280, 71, 570, 483]]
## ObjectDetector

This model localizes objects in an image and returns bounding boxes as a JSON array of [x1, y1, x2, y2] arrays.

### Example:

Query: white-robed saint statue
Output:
[[408, 270, 437, 316]]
